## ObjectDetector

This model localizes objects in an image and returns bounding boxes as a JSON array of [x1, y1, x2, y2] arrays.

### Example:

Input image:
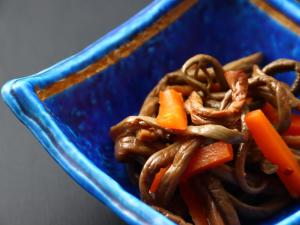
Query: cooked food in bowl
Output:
[[110, 52, 300, 225]]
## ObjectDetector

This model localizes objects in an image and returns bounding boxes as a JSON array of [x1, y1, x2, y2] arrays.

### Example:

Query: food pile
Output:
[[110, 53, 300, 225]]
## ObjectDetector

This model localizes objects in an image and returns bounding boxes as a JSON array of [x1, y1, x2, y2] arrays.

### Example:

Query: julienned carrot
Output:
[[149, 142, 233, 193], [180, 182, 209, 225], [245, 109, 300, 197], [262, 102, 278, 123], [210, 83, 221, 92], [261, 102, 300, 135], [149, 167, 168, 193], [285, 115, 300, 136], [156, 89, 187, 130], [181, 142, 233, 182]]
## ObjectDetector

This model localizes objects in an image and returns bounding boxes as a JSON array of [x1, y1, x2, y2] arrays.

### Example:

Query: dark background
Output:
[[0, 1, 150, 224]]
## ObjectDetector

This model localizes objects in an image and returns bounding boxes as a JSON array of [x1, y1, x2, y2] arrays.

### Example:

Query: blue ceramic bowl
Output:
[[2, 0, 300, 224]]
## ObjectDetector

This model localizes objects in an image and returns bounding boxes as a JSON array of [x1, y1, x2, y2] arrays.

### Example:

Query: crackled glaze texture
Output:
[[3, 0, 300, 225]]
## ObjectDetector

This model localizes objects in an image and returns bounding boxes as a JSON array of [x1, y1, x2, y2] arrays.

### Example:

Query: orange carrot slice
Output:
[[286, 114, 300, 136], [210, 83, 221, 92], [180, 182, 209, 225], [149, 167, 168, 193], [150, 142, 234, 191], [181, 142, 233, 182], [245, 109, 300, 197], [262, 102, 278, 123], [262, 102, 300, 136], [156, 89, 187, 130]]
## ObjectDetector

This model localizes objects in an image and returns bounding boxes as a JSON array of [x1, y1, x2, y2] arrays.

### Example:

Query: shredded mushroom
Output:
[[110, 53, 299, 225]]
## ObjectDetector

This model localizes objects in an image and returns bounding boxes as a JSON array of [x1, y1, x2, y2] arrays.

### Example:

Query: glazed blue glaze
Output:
[[2, 0, 300, 224], [267, 0, 300, 25]]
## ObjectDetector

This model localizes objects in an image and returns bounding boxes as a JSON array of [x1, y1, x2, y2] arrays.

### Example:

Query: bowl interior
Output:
[[43, 0, 300, 223]]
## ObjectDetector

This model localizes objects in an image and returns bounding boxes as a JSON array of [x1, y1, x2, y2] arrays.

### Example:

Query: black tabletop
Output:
[[0, 1, 150, 224]]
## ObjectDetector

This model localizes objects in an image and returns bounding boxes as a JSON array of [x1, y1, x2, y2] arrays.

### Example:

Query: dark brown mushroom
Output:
[[262, 59, 300, 94]]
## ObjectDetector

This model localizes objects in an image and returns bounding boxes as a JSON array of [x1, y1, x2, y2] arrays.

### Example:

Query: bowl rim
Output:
[[267, 0, 300, 26], [2, 0, 300, 225], [1, 1, 185, 224]]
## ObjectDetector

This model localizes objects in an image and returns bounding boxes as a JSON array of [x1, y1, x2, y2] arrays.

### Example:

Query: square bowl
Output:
[[2, 0, 300, 224]]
